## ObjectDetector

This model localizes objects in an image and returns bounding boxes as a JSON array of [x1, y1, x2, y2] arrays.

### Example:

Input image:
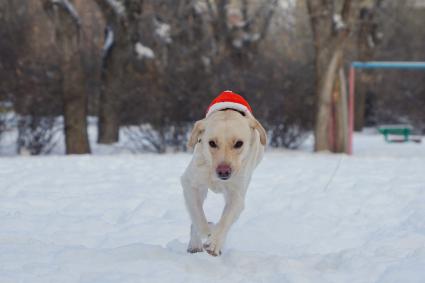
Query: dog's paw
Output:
[[203, 234, 223, 257], [187, 238, 204, 254], [187, 245, 203, 253]]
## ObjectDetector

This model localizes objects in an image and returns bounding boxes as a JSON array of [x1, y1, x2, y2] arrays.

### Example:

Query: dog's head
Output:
[[188, 110, 266, 181]]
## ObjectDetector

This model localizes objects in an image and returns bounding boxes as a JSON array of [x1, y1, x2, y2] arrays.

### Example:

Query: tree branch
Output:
[[257, 0, 279, 41], [50, 0, 80, 26], [341, 0, 352, 22]]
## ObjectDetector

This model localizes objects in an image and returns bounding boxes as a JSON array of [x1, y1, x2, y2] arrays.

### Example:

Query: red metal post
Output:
[[348, 66, 355, 155]]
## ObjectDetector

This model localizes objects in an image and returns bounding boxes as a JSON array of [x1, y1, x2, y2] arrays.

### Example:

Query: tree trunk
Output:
[[306, 0, 354, 152], [354, 74, 368, 131], [43, 0, 91, 154], [97, 26, 128, 144], [97, 81, 120, 144], [335, 67, 349, 152], [95, 0, 143, 144], [355, 5, 379, 131], [94, 0, 124, 144], [314, 46, 344, 151], [63, 43, 91, 154]]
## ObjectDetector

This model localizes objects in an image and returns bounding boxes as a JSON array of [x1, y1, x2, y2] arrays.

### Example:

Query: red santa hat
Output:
[[206, 90, 252, 118]]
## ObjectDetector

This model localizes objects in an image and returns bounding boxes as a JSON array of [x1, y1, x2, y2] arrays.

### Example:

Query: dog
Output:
[[181, 90, 266, 256]]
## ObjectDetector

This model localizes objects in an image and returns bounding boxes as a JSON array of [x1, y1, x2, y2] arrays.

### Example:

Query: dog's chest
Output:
[[208, 182, 225, 193], [208, 177, 243, 194]]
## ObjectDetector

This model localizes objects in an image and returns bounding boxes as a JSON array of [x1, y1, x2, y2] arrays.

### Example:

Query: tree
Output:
[[94, 0, 146, 144], [202, 0, 278, 68], [305, 0, 358, 152], [354, 0, 382, 131], [42, 0, 91, 154]]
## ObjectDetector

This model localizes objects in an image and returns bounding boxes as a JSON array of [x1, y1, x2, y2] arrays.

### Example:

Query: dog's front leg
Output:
[[182, 178, 210, 253], [204, 189, 245, 256]]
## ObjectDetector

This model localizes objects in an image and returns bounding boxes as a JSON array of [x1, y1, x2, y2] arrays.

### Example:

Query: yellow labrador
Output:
[[181, 101, 266, 256]]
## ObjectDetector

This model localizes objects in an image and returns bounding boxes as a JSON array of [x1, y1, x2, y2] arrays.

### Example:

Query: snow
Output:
[[135, 42, 155, 59], [155, 20, 172, 44], [232, 38, 243, 48], [201, 56, 211, 67], [368, 34, 375, 48], [102, 26, 114, 55], [105, 0, 125, 17], [333, 14, 345, 30], [193, 1, 208, 14], [1, 131, 425, 282]]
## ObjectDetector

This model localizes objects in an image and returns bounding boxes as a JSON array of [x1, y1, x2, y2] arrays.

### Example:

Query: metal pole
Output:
[[348, 66, 355, 155]]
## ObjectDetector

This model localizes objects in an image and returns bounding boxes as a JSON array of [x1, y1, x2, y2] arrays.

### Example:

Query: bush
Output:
[[123, 123, 191, 153], [17, 116, 61, 155]]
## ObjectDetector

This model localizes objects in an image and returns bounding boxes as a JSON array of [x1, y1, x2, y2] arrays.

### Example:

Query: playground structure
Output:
[[348, 61, 425, 154]]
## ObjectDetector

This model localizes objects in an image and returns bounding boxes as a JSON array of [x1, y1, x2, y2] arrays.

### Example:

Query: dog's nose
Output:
[[216, 163, 232, 180]]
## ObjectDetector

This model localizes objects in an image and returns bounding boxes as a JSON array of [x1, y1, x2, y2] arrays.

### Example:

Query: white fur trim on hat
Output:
[[206, 102, 251, 118]]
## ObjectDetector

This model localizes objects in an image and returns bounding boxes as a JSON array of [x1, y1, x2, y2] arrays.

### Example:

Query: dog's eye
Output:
[[234, 140, 244, 149], [209, 141, 217, 148]]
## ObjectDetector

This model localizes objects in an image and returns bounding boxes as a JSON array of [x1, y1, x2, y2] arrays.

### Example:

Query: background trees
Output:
[[41, 0, 91, 154], [306, 0, 356, 152], [0, 0, 424, 155]]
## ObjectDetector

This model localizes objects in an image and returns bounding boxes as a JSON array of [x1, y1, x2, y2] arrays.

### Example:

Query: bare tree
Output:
[[354, 0, 382, 131], [95, 0, 126, 144], [42, 0, 91, 154], [305, 0, 358, 152], [203, 0, 278, 67], [94, 0, 147, 144]]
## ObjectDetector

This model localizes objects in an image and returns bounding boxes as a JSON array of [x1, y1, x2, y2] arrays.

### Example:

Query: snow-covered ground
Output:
[[1, 131, 425, 282]]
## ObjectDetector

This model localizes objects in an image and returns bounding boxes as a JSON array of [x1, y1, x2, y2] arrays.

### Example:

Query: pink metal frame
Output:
[[348, 66, 355, 155]]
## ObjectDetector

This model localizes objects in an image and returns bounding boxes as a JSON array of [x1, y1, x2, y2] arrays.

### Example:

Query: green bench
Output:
[[378, 125, 421, 143]]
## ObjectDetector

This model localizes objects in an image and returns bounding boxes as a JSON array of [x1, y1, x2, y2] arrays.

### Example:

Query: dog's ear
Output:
[[187, 119, 205, 149], [248, 116, 267, 146]]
